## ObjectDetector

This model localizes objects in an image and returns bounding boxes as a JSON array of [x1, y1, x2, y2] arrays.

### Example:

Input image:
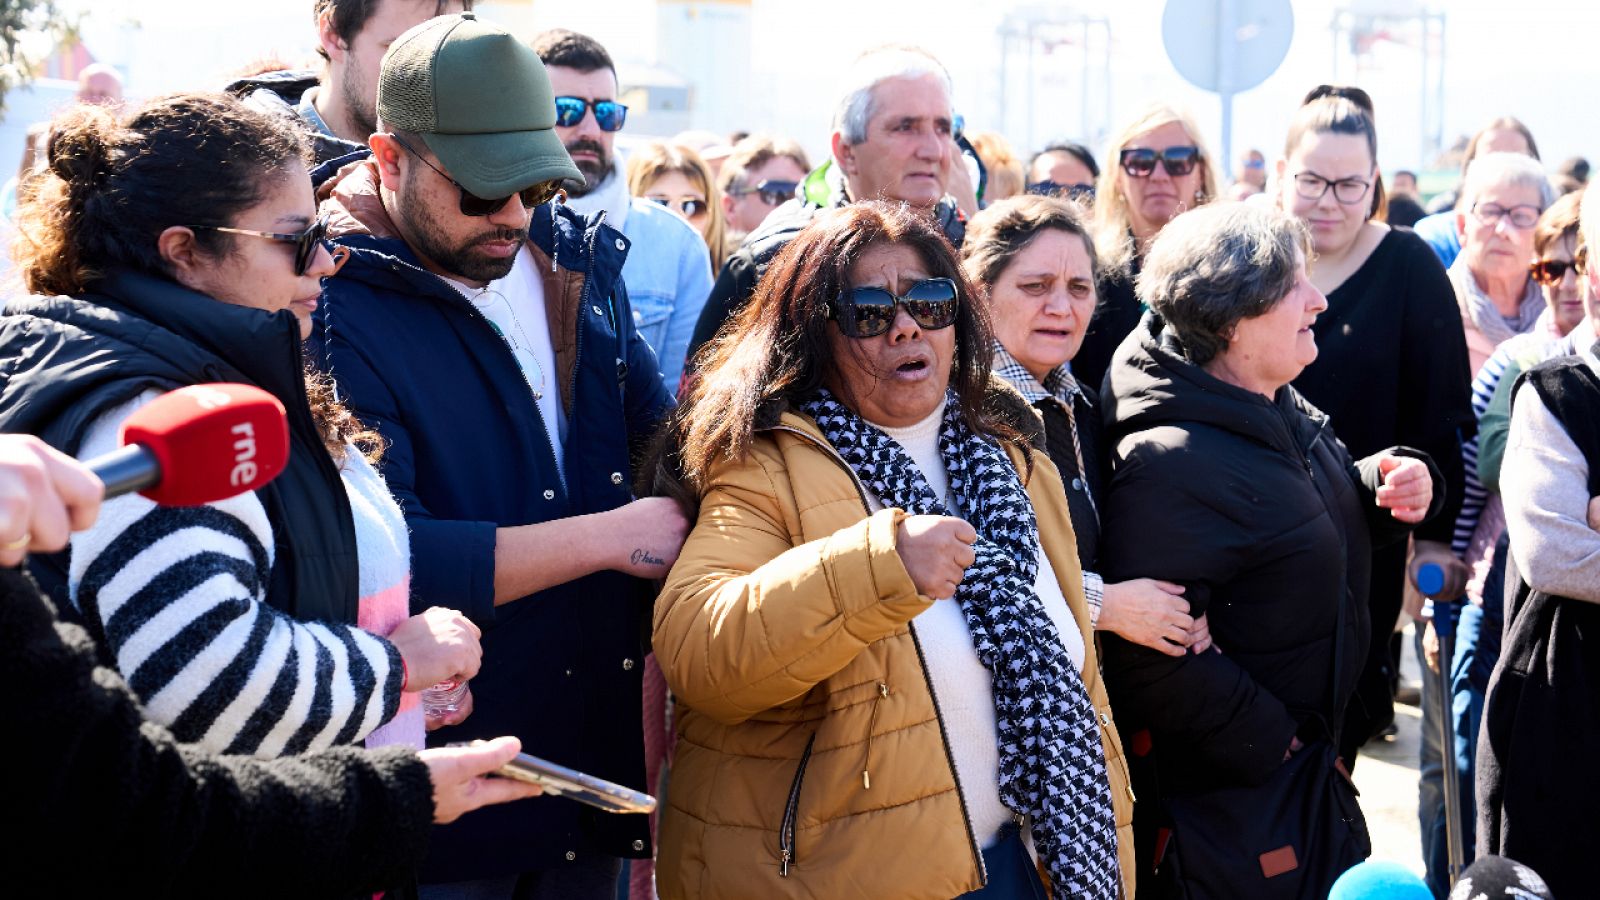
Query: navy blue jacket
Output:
[[310, 162, 673, 881]]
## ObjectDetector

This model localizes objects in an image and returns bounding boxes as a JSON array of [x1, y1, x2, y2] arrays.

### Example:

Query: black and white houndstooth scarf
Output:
[[801, 389, 1120, 898]]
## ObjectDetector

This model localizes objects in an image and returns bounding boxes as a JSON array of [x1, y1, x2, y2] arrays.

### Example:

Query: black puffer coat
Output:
[[1097, 314, 1442, 791]]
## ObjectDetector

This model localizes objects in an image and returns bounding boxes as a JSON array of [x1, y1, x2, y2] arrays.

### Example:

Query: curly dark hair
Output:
[[11, 91, 381, 463]]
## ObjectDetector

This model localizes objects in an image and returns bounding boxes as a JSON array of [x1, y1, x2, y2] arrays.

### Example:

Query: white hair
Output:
[[832, 46, 952, 146], [1458, 151, 1556, 214]]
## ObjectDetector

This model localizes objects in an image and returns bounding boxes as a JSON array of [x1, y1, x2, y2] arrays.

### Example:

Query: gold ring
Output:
[[1, 533, 29, 551]]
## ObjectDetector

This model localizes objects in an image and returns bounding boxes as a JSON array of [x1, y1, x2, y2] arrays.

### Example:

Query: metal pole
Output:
[[1217, 0, 1236, 184], [1419, 562, 1467, 890]]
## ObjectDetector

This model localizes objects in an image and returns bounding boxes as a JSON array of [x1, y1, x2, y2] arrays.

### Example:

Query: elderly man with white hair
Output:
[[686, 45, 968, 360], [1449, 151, 1559, 374], [1477, 185, 1600, 900]]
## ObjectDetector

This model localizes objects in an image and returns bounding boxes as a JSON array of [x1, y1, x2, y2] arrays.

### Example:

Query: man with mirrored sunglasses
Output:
[[531, 28, 713, 393], [686, 45, 969, 367], [310, 14, 682, 898]]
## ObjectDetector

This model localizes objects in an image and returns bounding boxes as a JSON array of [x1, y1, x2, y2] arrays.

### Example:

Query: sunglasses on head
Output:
[[553, 96, 628, 132], [648, 196, 708, 218], [392, 135, 565, 217], [829, 277, 960, 339], [729, 179, 799, 206], [1530, 258, 1581, 285], [195, 214, 330, 276], [1119, 145, 1201, 179]]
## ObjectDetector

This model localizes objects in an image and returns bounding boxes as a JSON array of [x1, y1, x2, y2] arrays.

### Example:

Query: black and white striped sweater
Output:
[[69, 393, 402, 758]]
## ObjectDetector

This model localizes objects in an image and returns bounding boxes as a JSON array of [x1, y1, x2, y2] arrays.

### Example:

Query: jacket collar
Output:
[[1104, 311, 1325, 456]]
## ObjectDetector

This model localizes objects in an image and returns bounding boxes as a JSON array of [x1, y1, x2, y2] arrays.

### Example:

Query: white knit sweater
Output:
[[68, 391, 404, 758]]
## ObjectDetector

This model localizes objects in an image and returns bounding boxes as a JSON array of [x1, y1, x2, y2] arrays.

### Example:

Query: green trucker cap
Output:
[[377, 13, 583, 198]]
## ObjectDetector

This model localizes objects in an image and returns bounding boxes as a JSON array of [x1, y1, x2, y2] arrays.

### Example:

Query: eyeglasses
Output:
[[1119, 146, 1200, 179], [828, 277, 960, 339], [552, 97, 628, 132], [1292, 171, 1372, 205], [1530, 258, 1581, 285], [392, 135, 565, 217], [1471, 202, 1542, 230], [728, 179, 799, 207], [648, 196, 708, 218], [194, 214, 330, 276], [1026, 180, 1096, 203]]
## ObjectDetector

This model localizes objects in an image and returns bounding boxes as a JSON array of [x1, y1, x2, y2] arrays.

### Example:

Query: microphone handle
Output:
[[89, 444, 162, 500]]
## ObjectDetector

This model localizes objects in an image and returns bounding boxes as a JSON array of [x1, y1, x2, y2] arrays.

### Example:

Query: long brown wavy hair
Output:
[[657, 201, 1024, 498]]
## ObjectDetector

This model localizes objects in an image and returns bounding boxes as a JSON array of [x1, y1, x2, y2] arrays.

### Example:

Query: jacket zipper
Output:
[[909, 624, 988, 887], [862, 681, 888, 789], [763, 421, 986, 886], [779, 733, 816, 877]]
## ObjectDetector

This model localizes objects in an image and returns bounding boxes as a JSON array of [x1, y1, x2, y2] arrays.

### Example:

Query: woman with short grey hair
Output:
[[1097, 202, 1445, 898], [1452, 151, 1558, 373]]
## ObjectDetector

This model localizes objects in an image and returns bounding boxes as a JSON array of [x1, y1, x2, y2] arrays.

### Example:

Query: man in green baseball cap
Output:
[[313, 12, 681, 898]]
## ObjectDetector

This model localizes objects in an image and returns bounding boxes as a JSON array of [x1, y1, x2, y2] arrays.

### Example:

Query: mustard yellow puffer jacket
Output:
[[652, 401, 1136, 900]]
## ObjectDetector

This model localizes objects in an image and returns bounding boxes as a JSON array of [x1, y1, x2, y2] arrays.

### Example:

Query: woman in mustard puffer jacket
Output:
[[647, 202, 1135, 900]]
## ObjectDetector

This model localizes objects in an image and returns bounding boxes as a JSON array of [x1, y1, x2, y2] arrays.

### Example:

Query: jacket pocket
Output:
[[629, 290, 672, 357], [779, 733, 816, 877]]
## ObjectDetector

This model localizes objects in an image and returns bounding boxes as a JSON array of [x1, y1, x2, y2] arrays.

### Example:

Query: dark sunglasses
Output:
[[648, 196, 707, 218], [553, 96, 628, 132], [392, 135, 565, 217], [828, 277, 960, 339], [195, 214, 330, 276], [729, 179, 799, 206], [1027, 180, 1096, 202], [1530, 258, 1581, 285], [1119, 145, 1201, 179]]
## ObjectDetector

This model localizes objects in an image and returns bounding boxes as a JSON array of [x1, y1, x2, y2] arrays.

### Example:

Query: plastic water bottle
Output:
[[422, 679, 469, 719]]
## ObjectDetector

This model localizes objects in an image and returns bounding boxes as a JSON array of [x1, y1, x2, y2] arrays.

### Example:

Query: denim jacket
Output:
[[619, 199, 713, 391]]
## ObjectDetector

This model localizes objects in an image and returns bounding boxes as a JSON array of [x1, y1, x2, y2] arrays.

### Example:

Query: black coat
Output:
[[5, 565, 434, 898], [0, 268, 359, 626], [1098, 315, 1441, 794]]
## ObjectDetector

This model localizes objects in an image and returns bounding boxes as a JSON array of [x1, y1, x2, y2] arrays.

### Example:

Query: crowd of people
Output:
[[5, 1, 1596, 899]]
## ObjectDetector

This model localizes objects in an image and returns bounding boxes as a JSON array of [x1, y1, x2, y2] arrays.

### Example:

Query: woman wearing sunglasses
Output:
[[1073, 104, 1219, 394], [1099, 202, 1441, 899], [646, 202, 1133, 900], [627, 141, 729, 277], [1270, 86, 1475, 770], [0, 94, 482, 769]]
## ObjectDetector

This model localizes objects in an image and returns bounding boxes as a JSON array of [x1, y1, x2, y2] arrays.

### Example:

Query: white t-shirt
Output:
[[443, 246, 566, 479], [868, 402, 1086, 851]]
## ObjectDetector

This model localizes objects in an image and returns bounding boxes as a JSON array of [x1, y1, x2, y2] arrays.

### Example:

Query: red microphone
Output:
[[93, 384, 291, 505]]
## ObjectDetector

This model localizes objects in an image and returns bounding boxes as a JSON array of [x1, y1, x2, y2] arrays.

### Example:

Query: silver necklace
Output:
[[471, 287, 548, 400]]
